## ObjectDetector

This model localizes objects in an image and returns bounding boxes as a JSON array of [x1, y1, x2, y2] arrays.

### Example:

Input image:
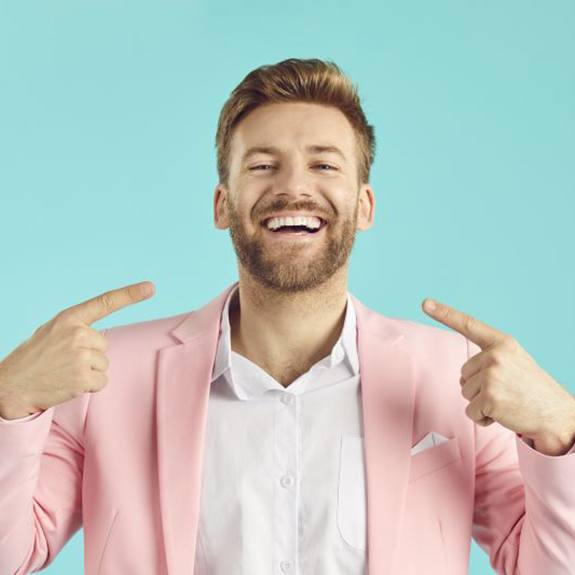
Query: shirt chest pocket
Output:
[[337, 435, 367, 551]]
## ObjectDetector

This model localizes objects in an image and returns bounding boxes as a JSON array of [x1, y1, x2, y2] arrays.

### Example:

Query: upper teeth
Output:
[[266, 216, 322, 231]]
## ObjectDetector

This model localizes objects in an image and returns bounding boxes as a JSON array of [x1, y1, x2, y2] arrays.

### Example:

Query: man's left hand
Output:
[[422, 298, 575, 455]]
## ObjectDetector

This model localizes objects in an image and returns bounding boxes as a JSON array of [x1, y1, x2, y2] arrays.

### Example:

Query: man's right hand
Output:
[[0, 281, 155, 420]]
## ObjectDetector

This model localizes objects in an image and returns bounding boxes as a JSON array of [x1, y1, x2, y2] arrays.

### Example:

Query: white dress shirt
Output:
[[194, 284, 366, 574]]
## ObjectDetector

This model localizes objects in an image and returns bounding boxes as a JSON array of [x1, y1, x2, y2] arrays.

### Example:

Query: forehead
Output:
[[230, 102, 356, 158]]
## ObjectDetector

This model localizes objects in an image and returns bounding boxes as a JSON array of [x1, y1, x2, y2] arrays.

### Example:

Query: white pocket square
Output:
[[410, 431, 450, 456]]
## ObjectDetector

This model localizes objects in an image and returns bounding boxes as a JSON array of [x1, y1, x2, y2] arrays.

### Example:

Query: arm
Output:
[[468, 338, 575, 575], [0, 282, 151, 573], [0, 394, 89, 574]]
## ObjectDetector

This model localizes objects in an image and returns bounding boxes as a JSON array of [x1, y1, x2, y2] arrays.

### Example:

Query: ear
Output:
[[356, 184, 375, 231], [214, 184, 230, 229]]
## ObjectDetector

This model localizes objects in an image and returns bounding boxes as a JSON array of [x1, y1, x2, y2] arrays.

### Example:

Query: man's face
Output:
[[214, 102, 374, 293]]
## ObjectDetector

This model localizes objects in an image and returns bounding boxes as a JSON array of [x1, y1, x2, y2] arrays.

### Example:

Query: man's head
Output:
[[213, 58, 376, 294]]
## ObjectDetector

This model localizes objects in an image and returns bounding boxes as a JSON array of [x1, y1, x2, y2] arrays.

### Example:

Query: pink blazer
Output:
[[1, 281, 574, 574]]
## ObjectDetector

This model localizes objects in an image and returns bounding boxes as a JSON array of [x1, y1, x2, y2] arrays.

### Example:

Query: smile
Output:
[[260, 220, 328, 240]]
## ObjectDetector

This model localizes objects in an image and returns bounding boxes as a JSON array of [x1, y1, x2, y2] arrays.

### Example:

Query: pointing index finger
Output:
[[65, 281, 155, 325], [422, 298, 504, 349]]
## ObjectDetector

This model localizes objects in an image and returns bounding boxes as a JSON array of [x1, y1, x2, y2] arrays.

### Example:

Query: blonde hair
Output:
[[215, 58, 376, 187]]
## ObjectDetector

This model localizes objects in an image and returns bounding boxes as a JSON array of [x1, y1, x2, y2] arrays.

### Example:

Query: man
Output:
[[1, 58, 574, 575]]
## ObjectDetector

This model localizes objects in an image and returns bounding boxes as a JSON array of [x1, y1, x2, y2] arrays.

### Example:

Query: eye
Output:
[[248, 163, 337, 172], [249, 164, 275, 171]]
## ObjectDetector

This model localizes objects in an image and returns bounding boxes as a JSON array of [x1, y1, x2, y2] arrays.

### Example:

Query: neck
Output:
[[229, 266, 349, 387]]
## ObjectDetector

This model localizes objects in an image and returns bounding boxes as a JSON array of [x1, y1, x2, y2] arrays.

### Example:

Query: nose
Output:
[[272, 160, 312, 199]]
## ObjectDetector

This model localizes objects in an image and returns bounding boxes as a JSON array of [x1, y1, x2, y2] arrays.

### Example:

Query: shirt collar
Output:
[[211, 284, 359, 384]]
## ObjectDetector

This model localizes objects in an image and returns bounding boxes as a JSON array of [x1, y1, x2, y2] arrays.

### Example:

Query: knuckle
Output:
[[75, 348, 94, 365], [82, 326, 108, 351], [482, 396, 495, 416], [482, 380, 495, 396], [94, 330, 109, 352], [98, 333, 109, 352], [463, 315, 476, 333], [489, 350, 504, 366], [99, 293, 115, 314], [95, 353, 109, 371], [54, 309, 73, 326], [127, 284, 140, 300], [483, 379, 500, 401], [70, 326, 87, 346]]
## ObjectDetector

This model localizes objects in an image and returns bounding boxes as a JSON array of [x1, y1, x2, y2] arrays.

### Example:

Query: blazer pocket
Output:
[[337, 434, 367, 551], [408, 437, 461, 484]]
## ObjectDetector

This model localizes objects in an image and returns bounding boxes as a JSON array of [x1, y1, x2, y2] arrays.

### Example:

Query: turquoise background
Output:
[[1, 0, 573, 573]]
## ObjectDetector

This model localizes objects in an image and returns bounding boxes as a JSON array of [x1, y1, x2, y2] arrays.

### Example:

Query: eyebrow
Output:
[[241, 144, 347, 163]]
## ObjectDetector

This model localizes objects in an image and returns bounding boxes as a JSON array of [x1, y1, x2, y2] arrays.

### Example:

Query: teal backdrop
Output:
[[1, 1, 573, 573]]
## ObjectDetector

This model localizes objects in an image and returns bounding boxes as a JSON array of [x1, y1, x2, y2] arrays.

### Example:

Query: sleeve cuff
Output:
[[0, 411, 44, 424], [517, 432, 575, 456]]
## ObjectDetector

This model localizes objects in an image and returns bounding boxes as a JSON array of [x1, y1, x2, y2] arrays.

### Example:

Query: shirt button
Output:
[[280, 474, 294, 488], [281, 394, 294, 405], [280, 560, 292, 572]]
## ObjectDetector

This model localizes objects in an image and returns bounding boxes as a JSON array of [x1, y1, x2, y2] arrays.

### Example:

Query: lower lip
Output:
[[261, 223, 327, 241]]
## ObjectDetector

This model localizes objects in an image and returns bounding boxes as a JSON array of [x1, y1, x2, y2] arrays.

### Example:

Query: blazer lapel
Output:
[[352, 295, 415, 575], [156, 284, 236, 575]]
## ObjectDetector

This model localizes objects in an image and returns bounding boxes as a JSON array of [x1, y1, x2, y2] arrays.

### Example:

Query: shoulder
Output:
[[100, 283, 234, 351], [101, 311, 192, 351]]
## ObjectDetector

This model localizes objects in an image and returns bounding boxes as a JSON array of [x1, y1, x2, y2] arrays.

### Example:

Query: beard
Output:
[[226, 198, 359, 294]]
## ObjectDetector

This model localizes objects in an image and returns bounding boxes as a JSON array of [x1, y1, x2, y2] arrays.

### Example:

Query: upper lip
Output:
[[261, 213, 328, 226]]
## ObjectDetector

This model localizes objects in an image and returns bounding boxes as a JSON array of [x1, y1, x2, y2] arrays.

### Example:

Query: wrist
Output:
[[0, 399, 28, 420], [530, 413, 575, 456], [0, 404, 38, 420], [0, 373, 31, 420]]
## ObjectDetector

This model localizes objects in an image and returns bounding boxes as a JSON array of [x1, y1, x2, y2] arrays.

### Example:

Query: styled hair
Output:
[[215, 58, 376, 187]]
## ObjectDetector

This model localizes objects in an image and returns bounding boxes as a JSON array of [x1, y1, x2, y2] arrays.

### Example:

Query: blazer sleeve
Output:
[[466, 337, 575, 575], [0, 335, 96, 574]]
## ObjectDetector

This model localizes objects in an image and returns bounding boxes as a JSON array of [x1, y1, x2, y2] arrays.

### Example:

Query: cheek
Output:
[[225, 193, 248, 219], [336, 199, 360, 222], [229, 203, 259, 234]]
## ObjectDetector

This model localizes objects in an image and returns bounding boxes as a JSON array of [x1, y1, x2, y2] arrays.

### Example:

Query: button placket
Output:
[[274, 391, 298, 573], [281, 393, 294, 406], [280, 474, 295, 488]]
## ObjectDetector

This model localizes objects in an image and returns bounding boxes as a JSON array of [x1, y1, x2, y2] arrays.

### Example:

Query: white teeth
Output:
[[266, 216, 322, 231]]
